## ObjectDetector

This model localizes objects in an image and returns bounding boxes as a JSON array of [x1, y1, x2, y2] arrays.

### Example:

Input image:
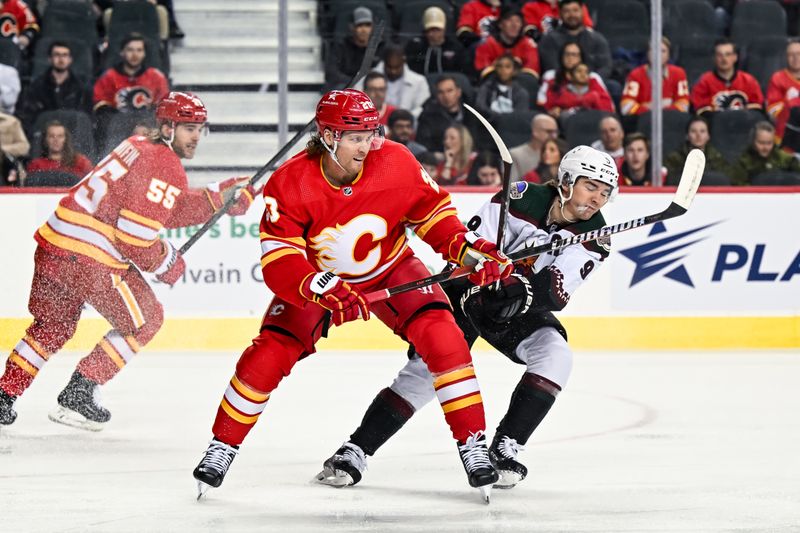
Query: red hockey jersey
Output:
[[690, 70, 764, 114], [457, 1, 500, 39], [766, 69, 800, 140], [0, 0, 38, 40], [93, 65, 170, 112], [474, 34, 540, 77], [35, 136, 220, 272], [258, 140, 468, 308], [539, 74, 613, 113], [521, 0, 593, 36], [620, 64, 690, 115]]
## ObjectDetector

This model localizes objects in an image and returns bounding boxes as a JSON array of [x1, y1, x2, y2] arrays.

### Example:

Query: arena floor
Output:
[[1, 349, 798, 532]]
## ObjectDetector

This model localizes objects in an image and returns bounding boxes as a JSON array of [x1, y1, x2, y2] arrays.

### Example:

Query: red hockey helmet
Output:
[[315, 89, 380, 135], [156, 92, 208, 124]]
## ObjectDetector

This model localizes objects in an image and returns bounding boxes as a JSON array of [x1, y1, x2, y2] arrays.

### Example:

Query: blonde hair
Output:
[[445, 124, 474, 170]]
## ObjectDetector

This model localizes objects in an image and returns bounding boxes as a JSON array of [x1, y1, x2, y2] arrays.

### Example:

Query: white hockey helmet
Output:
[[557, 145, 619, 201]]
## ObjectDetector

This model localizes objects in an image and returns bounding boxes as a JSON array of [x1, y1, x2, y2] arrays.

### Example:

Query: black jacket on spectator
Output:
[[405, 35, 465, 77], [324, 37, 383, 91], [415, 98, 483, 153], [538, 27, 612, 80], [16, 68, 92, 137]]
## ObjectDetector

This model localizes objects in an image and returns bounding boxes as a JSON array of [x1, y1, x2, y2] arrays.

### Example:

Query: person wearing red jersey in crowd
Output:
[[766, 38, 800, 143], [25, 121, 93, 184], [191, 89, 513, 500], [537, 42, 607, 112], [521, 0, 593, 40], [0, 0, 38, 50], [456, 0, 501, 47], [691, 38, 763, 115], [618, 133, 666, 186], [541, 62, 614, 118], [521, 137, 568, 183], [474, 7, 540, 80], [362, 71, 394, 126], [0, 92, 257, 431], [435, 123, 478, 185], [94, 32, 169, 115], [620, 37, 689, 116]]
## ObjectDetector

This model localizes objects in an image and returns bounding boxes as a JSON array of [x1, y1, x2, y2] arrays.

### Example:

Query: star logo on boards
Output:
[[619, 221, 722, 288]]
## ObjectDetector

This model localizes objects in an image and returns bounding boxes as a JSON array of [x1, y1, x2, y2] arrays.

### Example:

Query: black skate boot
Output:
[[457, 431, 499, 503], [489, 434, 527, 489], [315, 441, 367, 487], [48, 371, 111, 431], [193, 438, 239, 499], [0, 389, 17, 425]]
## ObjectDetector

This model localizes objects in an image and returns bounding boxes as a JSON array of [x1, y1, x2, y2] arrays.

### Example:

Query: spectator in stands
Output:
[[0, 58, 19, 115], [509, 112, 559, 180], [730, 121, 800, 185], [538, 0, 612, 79], [591, 115, 624, 166], [474, 7, 540, 81], [363, 72, 394, 125], [540, 62, 614, 118], [25, 121, 93, 184], [387, 109, 427, 158], [620, 37, 690, 116], [521, 0, 593, 41], [456, 0, 501, 47], [416, 150, 439, 178], [476, 53, 530, 117], [538, 42, 601, 108], [367, 45, 430, 120], [405, 6, 465, 77], [466, 150, 503, 186], [0, 0, 38, 50], [664, 116, 732, 185], [16, 42, 92, 138], [766, 38, 800, 143], [690, 38, 764, 115], [93, 32, 169, 114], [619, 133, 666, 186], [415, 75, 481, 153], [0, 109, 28, 186], [521, 137, 568, 183], [434, 123, 477, 186], [324, 6, 382, 91]]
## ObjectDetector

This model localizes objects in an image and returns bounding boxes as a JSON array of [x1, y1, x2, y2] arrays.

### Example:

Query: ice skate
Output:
[[0, 389, 17, 426], [489, 434, 527, 489], [315, 441, 367, 488], [48, 371, 110, 432], [457, 431, 498, 503], [193, 438, 239, 500]]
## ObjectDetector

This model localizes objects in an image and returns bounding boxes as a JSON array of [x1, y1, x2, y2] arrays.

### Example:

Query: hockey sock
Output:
[[434, 365, 486, 443], [0, 336, 54, 396], [77, 330, 141, 385], [349, 388, 415, 456], [496, 372, 560, 445]]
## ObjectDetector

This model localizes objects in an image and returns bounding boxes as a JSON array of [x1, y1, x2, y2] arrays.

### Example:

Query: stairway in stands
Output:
[[171, 0, 322, 186]]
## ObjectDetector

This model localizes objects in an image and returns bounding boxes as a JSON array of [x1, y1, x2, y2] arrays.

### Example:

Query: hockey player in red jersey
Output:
[[192, 89, 513, 501], [0, 92, 256, 431]]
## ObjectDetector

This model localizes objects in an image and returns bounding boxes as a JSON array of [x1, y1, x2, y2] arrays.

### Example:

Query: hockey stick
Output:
[[179, 20, 386, 255], [462, 103, 513, 253], [364, 149, 706, 304]]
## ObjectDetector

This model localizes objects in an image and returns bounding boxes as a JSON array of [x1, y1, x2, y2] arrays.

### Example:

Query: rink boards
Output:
[[0, 188, 797, 350]]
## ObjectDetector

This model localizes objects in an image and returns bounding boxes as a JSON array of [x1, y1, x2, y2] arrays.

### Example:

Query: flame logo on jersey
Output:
[[310, 214, 388, 276], [0, 15, 18, 38], [713, 91, 748, 110], [115, 86, 154, 111]]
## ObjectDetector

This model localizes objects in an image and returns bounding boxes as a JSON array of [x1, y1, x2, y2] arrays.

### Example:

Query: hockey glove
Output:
[[460, 273, 534, 327], [450, 231, 513, 286], [206, 177, 257, 216], [300, 272, 371, 326], [153, 241, 185, 286]]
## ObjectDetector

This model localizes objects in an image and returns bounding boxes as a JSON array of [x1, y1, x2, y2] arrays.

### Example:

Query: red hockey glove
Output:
[[153, 241, 185, 286], [450, 231, 513, 286], [300, 272, 371, 326], [207, 177, 257, 216]]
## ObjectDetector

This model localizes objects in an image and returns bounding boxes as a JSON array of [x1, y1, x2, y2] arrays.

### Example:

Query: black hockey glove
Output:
[[459, 273, 534, 327]]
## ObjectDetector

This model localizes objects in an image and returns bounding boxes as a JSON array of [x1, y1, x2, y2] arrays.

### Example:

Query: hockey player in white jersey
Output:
[[315, 145, 619, 489]]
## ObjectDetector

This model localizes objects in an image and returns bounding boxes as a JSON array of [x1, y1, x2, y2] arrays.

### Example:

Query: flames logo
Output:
[[310, 214, 388, 276], [0, 14, 18, 38], [713, 91, 748, 110], [115, 86, 154, 111]]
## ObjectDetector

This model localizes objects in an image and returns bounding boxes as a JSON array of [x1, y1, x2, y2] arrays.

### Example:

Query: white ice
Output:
[[1, 349, 798, 532]]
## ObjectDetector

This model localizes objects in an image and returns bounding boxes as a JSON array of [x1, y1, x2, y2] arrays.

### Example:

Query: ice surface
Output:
[[1, 350, 798, 532]]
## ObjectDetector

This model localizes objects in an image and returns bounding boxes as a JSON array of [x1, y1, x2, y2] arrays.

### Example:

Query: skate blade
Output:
[[313, 467, 353, 488], [493, 470, 524, 489], [479, 484, 492, 504], [196, 481, 212, 501], [48, 406, 105, 432]]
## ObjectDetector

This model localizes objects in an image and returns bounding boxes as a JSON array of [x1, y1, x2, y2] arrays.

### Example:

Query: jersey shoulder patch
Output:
[[508, 183, 555, 221]]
